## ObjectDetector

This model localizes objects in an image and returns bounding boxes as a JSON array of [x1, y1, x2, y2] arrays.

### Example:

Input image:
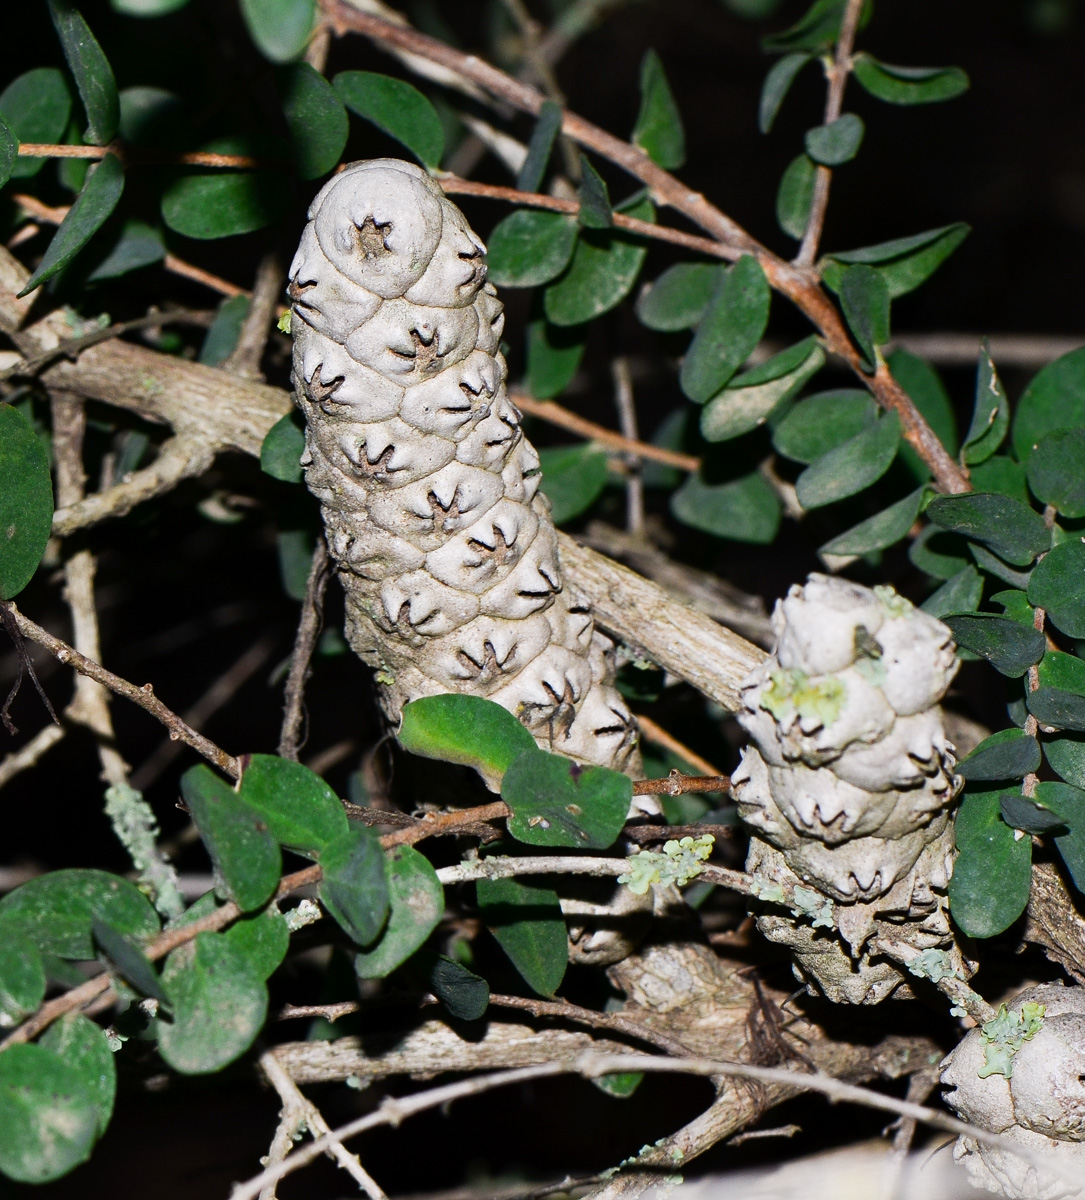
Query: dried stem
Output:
[[16, 143, 276, 169], [0, 722, 67, 791], [635, 714, 724, 776], [795, 0, 865, 267], [222, 253, 285, 380], [631, 770, 731, 797], [611, 358, 644, 537], [278, 539, 330, 761]]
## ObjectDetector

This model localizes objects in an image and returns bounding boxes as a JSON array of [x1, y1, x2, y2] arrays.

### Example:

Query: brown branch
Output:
[[17, 143, 274, 170], [795, 0, 864, 267], [631, 770, 731, 798], [511, 391, 699, 471], [623, 822, 734, 844], [323, 0, 970, 495], [635, 713, 723, 776], [379, 799, 511, 847], [278, 539, 331, 761], [222, 253, 285, 380]]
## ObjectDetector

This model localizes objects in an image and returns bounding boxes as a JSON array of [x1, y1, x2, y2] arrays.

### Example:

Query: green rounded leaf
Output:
[[805, 113, 864, 165], [772, 389, 874, 463], [355, 846, 443, 979], [970, 456, 1029, 504], [776, 153, 816, 239], [838, 263, 889, 370], [1000, 791, 1065, 835], [680, 255, 770, 404], [502, 747, 631, 849], [111, 0, 191, 13], [633, 49, 685, 169], [821, 487, 925, 558], [821, 224, 970, 300], [199, 293, 250, 366], [949, 787, 1032, 938], [399, 694, 537, 789], [239, 754, 349, 857], [260, 412, 306, 485], [920, 565, 983, 618], [280, 63, 348, 179], [0, 869, 159, 960], [701, 338, 824, 442], [158, 932, 267, 1074], [161, 146, 288, 240], [0, 926, 45, 1029], [0, 404, 54, 600], [1038, 649, 1085, 691], [0, 68, 72, 180], [888, 347, 958, 477], [476, 873, 567, 997], [526, 316, 584, 399], [318, 826, 389, 947], [0, 1044, 99, 1182], [957, 727, 1041, 781], [795, 411, 900, 510], [852, 53, 969, 105], [538, 444, 609, 525], [334, 70, 444, 169], [487, 210, 577, 288], [19, 153, 125, 295], [239, 0, 315, 63], [927, 493, 1050, 567], [544, 194, 655, 326], [1012, 346, 1085, 461], [0, 116, 16, 191], [671, 468, 781, 543], [1026, 686, 1085, 732], [762, 0, 872, 52], [1029, 540, 1085, 637], [1035, 781, 1085, 892], [941, 613, 1045, 677], [1026, 428, 1085, 518], [910, 525, 971, 580], [48, 0, 119, 146], [39, 1013, 115, 1137], [759, 51, 811, 133], [86, 218, 165, 281], [222, 906, 290, 981], [635, 262, 725, 332], [181, 765, 281, 912]]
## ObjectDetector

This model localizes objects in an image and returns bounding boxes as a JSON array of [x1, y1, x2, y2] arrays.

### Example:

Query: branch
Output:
[[278, 539, 330, 761], [222, 253, 285, 380], [16, 143, 275, 169]]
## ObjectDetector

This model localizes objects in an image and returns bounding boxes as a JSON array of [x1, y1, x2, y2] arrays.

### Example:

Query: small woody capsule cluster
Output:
[[732, 574, 969, 1003], [289, 160, 652, 960], [941, 983, 1085, 1200]]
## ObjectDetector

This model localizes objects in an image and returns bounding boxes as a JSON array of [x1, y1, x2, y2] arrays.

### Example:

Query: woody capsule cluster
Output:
[[288, 160, 652, 960], [732, 575, 970, 1003]]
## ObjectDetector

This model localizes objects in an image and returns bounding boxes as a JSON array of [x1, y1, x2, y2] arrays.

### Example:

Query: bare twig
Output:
[[278, 539, 330, 761], [795, 0, 865, 267], [379, 800, 511, 848], [631, 770, 731, 798], [0, 722, 66, 790], [611, 358, 644, 537], [634, 714, 723, 777], [486, 993, 692, 1057], [16, 143, 279, 169], [222, 254, 285, 380]]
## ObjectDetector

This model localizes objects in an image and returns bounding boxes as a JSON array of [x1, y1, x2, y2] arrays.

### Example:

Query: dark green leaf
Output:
[[941, 613, 1045, 677], [970, 542, 1032, 591], [0, 1044, 98, 1182], [280, 63, 348, 179], [804, 113, 864, 165], [927, 493, 1050, 567], [334, 71, 444, 169], [181, 765, 280, 912], [318, 826, 389, 946], [199, 294, 250, 366], [39, 1013, 115, 1137], [48, 1, 119, 145], [117, 84, 183, 146], [1026, 428, 1085, 518], [86, 218, 164, 281], [476, 874, 567, 996], [910, 525, 971, 580], [158, 932, 267, 1074], [517, 100, 563, 193], [680, 256, 770, 403], [0, 116, 16, 190], [762, 0, 871, 52], [700, 338, 824, 442], [795, 410, 900, 509], [992, 588, 1035, 627], [887, 347, 958, 477], [772, 389, 874, 463], [635, 262, 725, 332], [1043, 730, 1085, 789], [1035, 781, 1085, 892], [577, 157, 612, 228], [957, 727, 1040, 781], [1013, 346, 1085, 461], [399, 694, 536, 791], [633, 49, 685, 169], [161, 141, 287, 239], [970, 456, 1029, 504], [1030, 541, 1085, 637], [838, 263, 889, 370], [526, 317, 584, 398], [502, 747, 631, 849], [960, 339, 1010, 465], [0, 404, 54, 600], [0, 869, 158, 960], [428, 954, 489, 1020], [0, 926, 45, 1029], [0, 69, 72, 180], [538, 444, 609, 524], [776, 154, 816, 239], [759, 52, 812, 132], [260, 412, 306, 484], [821, 224, 970, 299], [19, 154, 124, 295], [593, 1071, 644, 1098], [221, 906, 290, 981], [487, 210, 577, 288], [920, 565, 983, 618], [1026, 687, 1085, 732], [277, 529, 313, 601], [671, 469, 781, 543], [239, 0, 315, 63], [949, 787, 1032, 937], [851, 53, 969, 104], [355, 846, 443, 979], [544, 194, 655, 326], [1039, 649, 1085, 690], [238, 754, 348, 856], [821, 487, 925, 557], [92, 920, 167, 1002], [1000, 791, 1065, 834]]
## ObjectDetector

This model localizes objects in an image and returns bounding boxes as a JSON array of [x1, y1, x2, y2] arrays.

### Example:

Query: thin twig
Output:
[[635, 714, 722, 776], [611, 358, 644, 537], [795, 0, 865, 267], [623, 821, 734, 845], [222, 253, 285, 380], [16, 143, 275, 169], [486, 993, 692, 1057], [0, 721, 66, 790], [278, 539, 330, 761], [379, 800, 511, 848], [631, 770, 731, 797]]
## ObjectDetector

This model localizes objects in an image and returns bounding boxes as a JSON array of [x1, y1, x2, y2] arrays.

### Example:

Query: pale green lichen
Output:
[[619, 835, 715, 895], [791, 885, 834, 929], [759, 668, 846, 727], [853, 655, 888, 688], [978, 1001, 1046, 1079], [749, 878, 786, 905], [104, 784, 185, 919], [277, 309, 292, 334], [873, 584, 913, 619], [906, 947, 960, 985]]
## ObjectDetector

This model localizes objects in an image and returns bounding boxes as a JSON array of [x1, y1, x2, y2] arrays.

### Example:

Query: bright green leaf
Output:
[[355, 846, 443, 979], [1035, 781, 1085, 892], [398, 694, 536, 789], [239, 0, 315, 63], [0, 116, 16, 191], [502, 747, 631, 849], [0, 926, 45, 1030], [318, 826, 389, 946], [759, 52, 811, 132], [539, 444, 609, 524], [635, 262, 725, 332], [795, 410, 900, 509], [920, 565, 983, 618], [334, 70, 444, 169], [161, 140, 288, 239], [772, 389, 874, 463], [0, 69, 72, 180], [949, 787, 1032, 938], [526, 316, 584, 398], [0, 404, 54, 600], [821, 486, 925, 558], [39, 1013, 115, 1137], [517, 101, 563, 193], [927, 493, 1050, 567], [1038, 649, 1085, 691], [633, 49, 685, 169], [260, 412, 306, 485], [941, 613, 1045, 677], [280, 63, 348, 179], [776, 153, 816, 239], [221, 906, 290, 981], [1026, 428, 1085, 518], [487, 210, 577, 288], [476, 874, 567, 996], [701, 338, 824, 442], [804, 113, 864, 165], [1029, 541, 1085, 637], [48, 1, 119, 145], [852, 53, 969, 105], [671, 468, 781, 543], [239, 754, 349, 857], [957, 727, 1041, 781]]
